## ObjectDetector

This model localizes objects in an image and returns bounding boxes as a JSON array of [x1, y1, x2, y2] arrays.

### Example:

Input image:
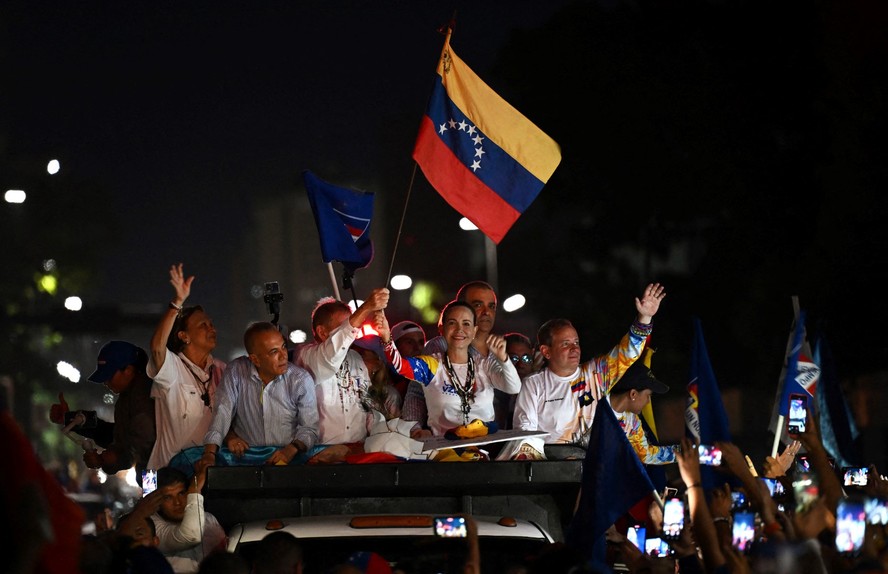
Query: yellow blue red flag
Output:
[[413, 29, 561, 244]]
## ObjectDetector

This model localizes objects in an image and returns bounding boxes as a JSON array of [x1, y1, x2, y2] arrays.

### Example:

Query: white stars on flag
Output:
[[436, 115, 486, 173]]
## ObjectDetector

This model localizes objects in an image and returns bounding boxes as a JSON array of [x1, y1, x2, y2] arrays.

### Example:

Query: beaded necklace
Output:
[[336, 358, 363, 411], [443, 354, 476, 425]]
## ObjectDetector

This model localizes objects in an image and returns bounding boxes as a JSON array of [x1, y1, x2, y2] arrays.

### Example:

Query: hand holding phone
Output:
[[788, 393, 807, 434], [731, 510, 756, 553], [626, 524, 646, 552], [843, 467, 869, 487], [836, 500, 866, 555], [141, 469, 158, 497]]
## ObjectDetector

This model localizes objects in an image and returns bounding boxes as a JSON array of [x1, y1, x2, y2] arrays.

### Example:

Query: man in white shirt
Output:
[[295, 288, 390, 448]]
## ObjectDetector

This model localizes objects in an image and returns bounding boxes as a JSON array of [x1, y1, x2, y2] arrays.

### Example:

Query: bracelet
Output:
[[687, 483, 702, 489], [713, 516, 731, 524], [169, 301, 183, 311]]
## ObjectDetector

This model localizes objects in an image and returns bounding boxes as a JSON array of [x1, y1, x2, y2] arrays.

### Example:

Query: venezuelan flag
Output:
[[413, 29, 561, 244]]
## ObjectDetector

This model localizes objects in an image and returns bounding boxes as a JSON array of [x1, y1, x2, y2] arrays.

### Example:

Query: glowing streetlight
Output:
[[502, 294, 526, 313], [4, 189, 26, 204], [56, 361, 81, 383], [459, 217, 478, 231], [289, 329, 307, 344], [390, 274, 413, 290], [64, 296, 83, 311], [47, 159, 60, 175]]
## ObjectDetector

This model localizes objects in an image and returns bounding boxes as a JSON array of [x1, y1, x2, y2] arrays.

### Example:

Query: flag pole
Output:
[[770, 296, 801, 458], [386, 163, 419, 286], [326, 262, 342, 301]]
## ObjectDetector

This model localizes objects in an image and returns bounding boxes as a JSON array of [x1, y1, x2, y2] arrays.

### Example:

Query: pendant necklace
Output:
[[444, 354, 475, 425]]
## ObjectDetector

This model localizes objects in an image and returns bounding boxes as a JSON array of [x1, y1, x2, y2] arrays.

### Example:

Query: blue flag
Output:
[[685, 318, 733, 491], [814, 333, 860, 468], [567, 399, 654, 568], [778, 310, 819, 416], [303, 170, 374, 273]]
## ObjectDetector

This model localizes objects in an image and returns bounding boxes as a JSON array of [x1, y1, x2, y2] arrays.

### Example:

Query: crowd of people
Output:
[[26, 263, 886, 572]]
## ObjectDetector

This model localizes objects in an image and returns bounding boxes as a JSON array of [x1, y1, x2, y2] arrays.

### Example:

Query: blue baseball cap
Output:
[[88, 341, 143, 383]]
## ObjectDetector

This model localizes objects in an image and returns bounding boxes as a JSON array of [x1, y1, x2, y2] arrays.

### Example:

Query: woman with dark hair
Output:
[[385, 300, 521, 438], [147, 263, 226, 471]]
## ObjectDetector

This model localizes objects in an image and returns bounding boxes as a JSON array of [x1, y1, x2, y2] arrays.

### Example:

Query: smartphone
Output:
[[836, 499, 866, 555], [433, 516, 467, 538], [843, 467, 869, 487], [731, 510, 756, 553], [865, 497, 888, 525], [731, 491, 748, 510], [792, 472, 819, 513], [761, 477, 785, 497], [141, 469, 158, 497], [644, 537, 673, 557], [788, 393, 807, 434], [796, 454, 811, 473], [662, 498, 684, 540], [626, 524, 646, 552], [698, 444, 723, 466], [663, 487, 678, 500]]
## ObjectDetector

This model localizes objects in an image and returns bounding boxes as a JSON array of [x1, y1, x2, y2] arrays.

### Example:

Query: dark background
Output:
[[2, 0, 887, 468]]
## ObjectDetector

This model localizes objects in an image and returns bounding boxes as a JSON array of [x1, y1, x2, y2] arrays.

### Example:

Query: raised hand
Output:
[[169, 263, 194, 304], [635, 283, 666, 324], [486, 333, 508, 362], [764, 440, 801, 478], [49, 392, 69, 424]]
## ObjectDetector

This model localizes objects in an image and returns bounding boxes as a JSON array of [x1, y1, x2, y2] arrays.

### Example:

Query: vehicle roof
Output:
[[227, 513, 554, 550]]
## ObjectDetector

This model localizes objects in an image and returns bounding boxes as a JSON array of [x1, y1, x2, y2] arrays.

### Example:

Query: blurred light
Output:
[[56, 361, 81, 383], [410, 282, 434, 310], [123, 467, 137, 488], [421, 308, 439, 323], [459, 217, 478, 231], [42, 258, 57, 271], [38, 274, 58, 295], [347, 299, 364, 312], [250, 284, 264, 299], [64, 296, 83, 311], [103, 392, 115, 405], [390, 274, 413, 290], [289, 329, 307, 344], [502, 294, 526, 312], [5, 189, 26, 204], [361, 324, 380, 337], [47, 159, 60, 175]]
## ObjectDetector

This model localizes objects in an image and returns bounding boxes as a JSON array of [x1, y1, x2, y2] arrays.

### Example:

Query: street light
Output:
[[56, 361, 81, 383], [4, 189, 26, 204], [390, 274, 413, 290], [459, 217, 478, 231], [64, 296, 83, 311], [502, 294, 526, 312], [47, 159, 60, 175]]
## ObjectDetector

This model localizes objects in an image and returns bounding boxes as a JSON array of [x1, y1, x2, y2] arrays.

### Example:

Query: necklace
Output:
[[182, 358, 213, 409], [336, 358, 363, 411], [444, 354, 475, 425]]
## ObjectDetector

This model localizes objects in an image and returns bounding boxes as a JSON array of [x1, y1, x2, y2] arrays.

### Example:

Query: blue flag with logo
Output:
[[567, 399, 655, 568], [303, 170, 374, 273]]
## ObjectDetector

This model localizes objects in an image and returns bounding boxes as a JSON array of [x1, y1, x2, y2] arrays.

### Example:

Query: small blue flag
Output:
[[303, 170, 374, 273]]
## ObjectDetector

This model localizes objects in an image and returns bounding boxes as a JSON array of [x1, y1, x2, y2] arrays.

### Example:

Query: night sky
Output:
[[4, 1, 888, 457]]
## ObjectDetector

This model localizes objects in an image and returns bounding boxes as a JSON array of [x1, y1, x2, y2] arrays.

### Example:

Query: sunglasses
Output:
[[509, 353, 533, 365]]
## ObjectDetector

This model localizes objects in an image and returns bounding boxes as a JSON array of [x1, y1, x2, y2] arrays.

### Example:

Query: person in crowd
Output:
[[352, 333, 403, 420], [151, 464, 226, 573], [494, 332, 536, 429], [424, 280, 498, 358], [607, 359, 677, 464], [198, 321, 319, 467], [504, 283, 666, 460], [384, 300, 521, 438], [50, 340, 156, 485], [295, 288, 391, 450], [391, 320, 427, 358], [148, 263, 226, 471], [251, 531, 304, 574]]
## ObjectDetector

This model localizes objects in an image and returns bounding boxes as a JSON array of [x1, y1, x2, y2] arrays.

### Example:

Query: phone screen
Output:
[[866, 498, 888, 525], [796, 454, 811, 473], [645, 537, 672, 557], [761, 477, 785, 497], [731, 491, 748, 510], [698, 444, 723, 466], [433, 516, 467, 538], [662, 498, 684, 540], [627, 525, 646, 552], [141, 469, 158, 497], [793, 473, 819, 513], [836, 500, 866, 555], [788, 394, 807, 433], [732, 510, 756, 552], [843, 467, 869, 487]]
